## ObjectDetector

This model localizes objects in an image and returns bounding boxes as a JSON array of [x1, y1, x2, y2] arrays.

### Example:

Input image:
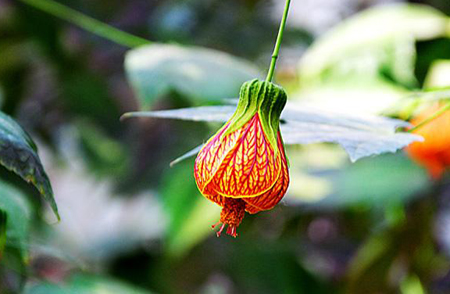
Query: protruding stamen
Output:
[[216, 223, 226, 237], [227, 226, 238, 238]]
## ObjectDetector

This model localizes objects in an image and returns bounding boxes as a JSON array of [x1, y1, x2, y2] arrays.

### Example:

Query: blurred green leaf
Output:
[[161, 160, 220, 257], [0, 179, 32, 262], [23, 273, 153, 294], [330, 154, 428, 207], [125, 44, 261, 109], [290, 154, 429, 208], [0, 111, 59, 220], [295, 4, 450, 115], [401, 275, 425, 294], [299, 4, 449, 87]]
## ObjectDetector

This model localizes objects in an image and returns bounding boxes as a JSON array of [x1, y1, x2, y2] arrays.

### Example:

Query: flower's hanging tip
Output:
[[226, 226, 232, 236]]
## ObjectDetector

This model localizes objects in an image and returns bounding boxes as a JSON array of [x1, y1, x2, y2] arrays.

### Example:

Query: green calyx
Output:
[[224, 79, 287, 152]]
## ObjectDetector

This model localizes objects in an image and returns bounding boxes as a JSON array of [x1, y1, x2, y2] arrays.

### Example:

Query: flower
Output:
[[406, 103, 450, 179], [194, 79, 289, 237]]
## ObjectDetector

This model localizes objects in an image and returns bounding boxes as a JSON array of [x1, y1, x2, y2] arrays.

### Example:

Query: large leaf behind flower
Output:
[[122, 104, 422, 163], [125, 44, 261, 109], [0, 111, 59, 219]]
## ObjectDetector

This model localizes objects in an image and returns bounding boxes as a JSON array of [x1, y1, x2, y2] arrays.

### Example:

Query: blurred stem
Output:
[[266, 0, 291, 82], [19, 0, 151, 48], [408, 101, 450, 132]]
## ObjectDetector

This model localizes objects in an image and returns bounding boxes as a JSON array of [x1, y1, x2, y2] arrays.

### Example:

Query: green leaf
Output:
[[295, 4, 450, 115], [169, 145, 202, 167], [400, 275, 425, 294], [125, 44, 261, 109], [0, 179, 32, 262], [280, 106, 421, 162], [299, 4, 449, 87], [122, 104, 423, 162], [290, 154, 429, 208], [161, 161, 220, 257], [23, 273, 153, 294], [0, 111, 59, 220]]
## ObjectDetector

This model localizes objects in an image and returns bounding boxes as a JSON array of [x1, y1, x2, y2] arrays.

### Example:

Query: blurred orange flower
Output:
[[194, 79, 289, 237], [406, 103, 450, 179]]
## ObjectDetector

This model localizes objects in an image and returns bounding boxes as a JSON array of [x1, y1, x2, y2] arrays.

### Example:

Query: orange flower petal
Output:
[[407, 103, 450, 179]]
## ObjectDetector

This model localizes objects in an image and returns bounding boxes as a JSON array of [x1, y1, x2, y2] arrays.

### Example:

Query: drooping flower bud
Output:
[[406, 103, 450, 179], [194, 79, 289, 237]]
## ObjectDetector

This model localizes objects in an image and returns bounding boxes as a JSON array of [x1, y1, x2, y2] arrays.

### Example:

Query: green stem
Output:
[[408, 101, 450, 132], [19, 0, 151, 48], [266, 0, 291, 82]]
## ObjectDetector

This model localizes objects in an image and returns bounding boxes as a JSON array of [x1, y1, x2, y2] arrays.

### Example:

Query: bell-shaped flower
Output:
[[194, 79, 289, 237]]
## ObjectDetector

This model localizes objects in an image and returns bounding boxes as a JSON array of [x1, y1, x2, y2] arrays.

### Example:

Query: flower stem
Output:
[[408, 101, 450, 133], [18, 0, 151, 48], [266, 0, 291, 82]]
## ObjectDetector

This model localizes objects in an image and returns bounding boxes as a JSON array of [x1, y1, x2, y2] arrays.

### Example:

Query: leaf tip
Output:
[[120, 113, 133, 122], [169, 158, 183, 168], [49, 202, 61, 222]]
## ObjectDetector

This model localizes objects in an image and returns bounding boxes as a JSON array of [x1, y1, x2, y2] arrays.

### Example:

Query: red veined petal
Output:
[[244, 133, 289, 213], [202, 114, 281, 198]]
